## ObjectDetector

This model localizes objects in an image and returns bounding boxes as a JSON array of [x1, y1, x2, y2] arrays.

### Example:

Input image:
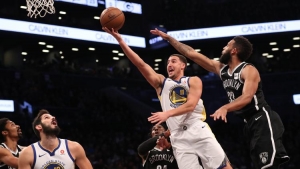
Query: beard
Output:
[[220, 50, 232, 64], [18, 132, 23, 139], [41, 123, 61, 136]]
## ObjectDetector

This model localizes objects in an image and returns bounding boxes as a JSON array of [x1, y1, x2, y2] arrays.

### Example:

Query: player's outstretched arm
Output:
[[0, 148, 19, 168], [103, 27, 164, 90], [151, 29, 224, 75], [137, 136, 159, 161], [68, 141, 93, 169], [18, 146, 33, 169]]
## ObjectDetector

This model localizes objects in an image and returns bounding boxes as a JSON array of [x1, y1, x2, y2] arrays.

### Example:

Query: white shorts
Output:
[[170, 120, 227, 169]]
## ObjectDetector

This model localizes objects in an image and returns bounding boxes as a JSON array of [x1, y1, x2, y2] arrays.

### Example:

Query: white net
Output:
[[26, 0, 55, 18]]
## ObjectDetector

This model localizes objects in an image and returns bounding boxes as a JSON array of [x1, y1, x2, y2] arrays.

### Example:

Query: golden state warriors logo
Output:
[[169, 85, 188, 108], [43, 162, 64, 169]]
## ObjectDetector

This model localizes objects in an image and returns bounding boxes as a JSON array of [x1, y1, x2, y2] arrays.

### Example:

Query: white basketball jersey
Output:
[[159, 76, 206, 131], [31, 138, 75, 169]]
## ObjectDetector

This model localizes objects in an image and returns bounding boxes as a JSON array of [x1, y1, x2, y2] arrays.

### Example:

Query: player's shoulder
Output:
[[158, 73, 166, 82], [66, 139, 79, 144], [242, 62, 255, 68], [187, 76, 202, 83], [242, 62, 259, 72], [66, 140, 83, 151], [65, 140, 85, 159], [19, 145, 34, 156]]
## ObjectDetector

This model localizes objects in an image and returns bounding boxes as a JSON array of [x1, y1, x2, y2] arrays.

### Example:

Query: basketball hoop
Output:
[[26, 0, 55, 18]]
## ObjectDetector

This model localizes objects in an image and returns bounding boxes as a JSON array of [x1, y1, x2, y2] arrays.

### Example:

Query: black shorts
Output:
[[243, 105, 290, 169]]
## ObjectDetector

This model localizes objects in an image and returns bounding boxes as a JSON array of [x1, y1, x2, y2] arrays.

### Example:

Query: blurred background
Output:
[[0, 0, 299, 168]]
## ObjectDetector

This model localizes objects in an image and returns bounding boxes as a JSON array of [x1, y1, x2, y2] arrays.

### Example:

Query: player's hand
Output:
[[148, 112, 169, 125], [102, 27, 122, 41], [150, 28, 169, 40], [156, 136, 171, 150], [210, 106, 228, 123], [164, 130, 170, 138]]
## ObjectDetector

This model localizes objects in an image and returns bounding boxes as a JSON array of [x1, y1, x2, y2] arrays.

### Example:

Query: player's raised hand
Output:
[[150, 28, 169, 40], [102, 27, 122, 41], [148, 112, 170, 125]]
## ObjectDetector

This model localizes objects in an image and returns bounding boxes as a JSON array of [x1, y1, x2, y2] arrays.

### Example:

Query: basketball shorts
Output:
[[170, 120, 228, 169], [243, 105, 290, 169]]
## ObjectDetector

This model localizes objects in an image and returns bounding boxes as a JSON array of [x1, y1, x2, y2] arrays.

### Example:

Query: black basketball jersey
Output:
[[143, 148, 178, 169], [0, 143, 22, 169], [220, 62, 267, 118]]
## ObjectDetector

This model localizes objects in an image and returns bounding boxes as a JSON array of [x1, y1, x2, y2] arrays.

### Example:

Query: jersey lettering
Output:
[[227, 91, 235, 102], [144, 149, 178, 169], [156, 165, 167, 169], [220, 62, 267, 116]]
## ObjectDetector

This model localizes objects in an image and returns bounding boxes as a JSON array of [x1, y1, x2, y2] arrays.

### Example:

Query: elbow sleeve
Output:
[[137, 136, 159, 156]]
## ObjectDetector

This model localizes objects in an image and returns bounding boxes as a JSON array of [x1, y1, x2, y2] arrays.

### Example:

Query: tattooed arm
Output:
[[150, 29, 224, 75]]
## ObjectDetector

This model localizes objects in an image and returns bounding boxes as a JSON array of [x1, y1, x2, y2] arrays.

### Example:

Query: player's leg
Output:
[[172, 147, 203, 169], [248, 107, 289, 169], [267, 109, 290, 168], [170, 129, 203, 169], [191, 121, 232, 169]]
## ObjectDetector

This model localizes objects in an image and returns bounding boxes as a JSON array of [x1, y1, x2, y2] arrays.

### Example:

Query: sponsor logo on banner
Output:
[[167, 20, 300, 41], [0, 18, 146, 48]]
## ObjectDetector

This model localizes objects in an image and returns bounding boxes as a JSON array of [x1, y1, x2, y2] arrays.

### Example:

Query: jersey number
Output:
[[227, 91, 236, 102], [157, 165, 167, 169]]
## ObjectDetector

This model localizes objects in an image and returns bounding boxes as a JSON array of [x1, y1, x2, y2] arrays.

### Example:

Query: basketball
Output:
[[100, 7, 125, 31]]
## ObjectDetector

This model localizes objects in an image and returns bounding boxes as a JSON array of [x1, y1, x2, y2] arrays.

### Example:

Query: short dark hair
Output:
[[0, 118, 9, 142], [160, 122, 168, 131], [32, 109, 50, 138], [169, 54, 187, 68], [233, 36, 253, 62]]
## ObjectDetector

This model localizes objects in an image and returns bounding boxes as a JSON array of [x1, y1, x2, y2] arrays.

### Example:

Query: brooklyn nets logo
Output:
[[169, 85, 188, 108], [259, 152, 268, 164]]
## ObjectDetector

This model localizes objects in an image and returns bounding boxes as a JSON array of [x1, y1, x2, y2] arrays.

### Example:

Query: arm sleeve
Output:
[[137, 136, 159, 156]]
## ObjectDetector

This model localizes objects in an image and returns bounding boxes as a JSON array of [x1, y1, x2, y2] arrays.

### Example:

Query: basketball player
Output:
[[103, 27, 232, 169], [138, 123, 178, 169], [0, 118, 23, 169], [18, 109, 93, 169], [151, 29, 290, 169]]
